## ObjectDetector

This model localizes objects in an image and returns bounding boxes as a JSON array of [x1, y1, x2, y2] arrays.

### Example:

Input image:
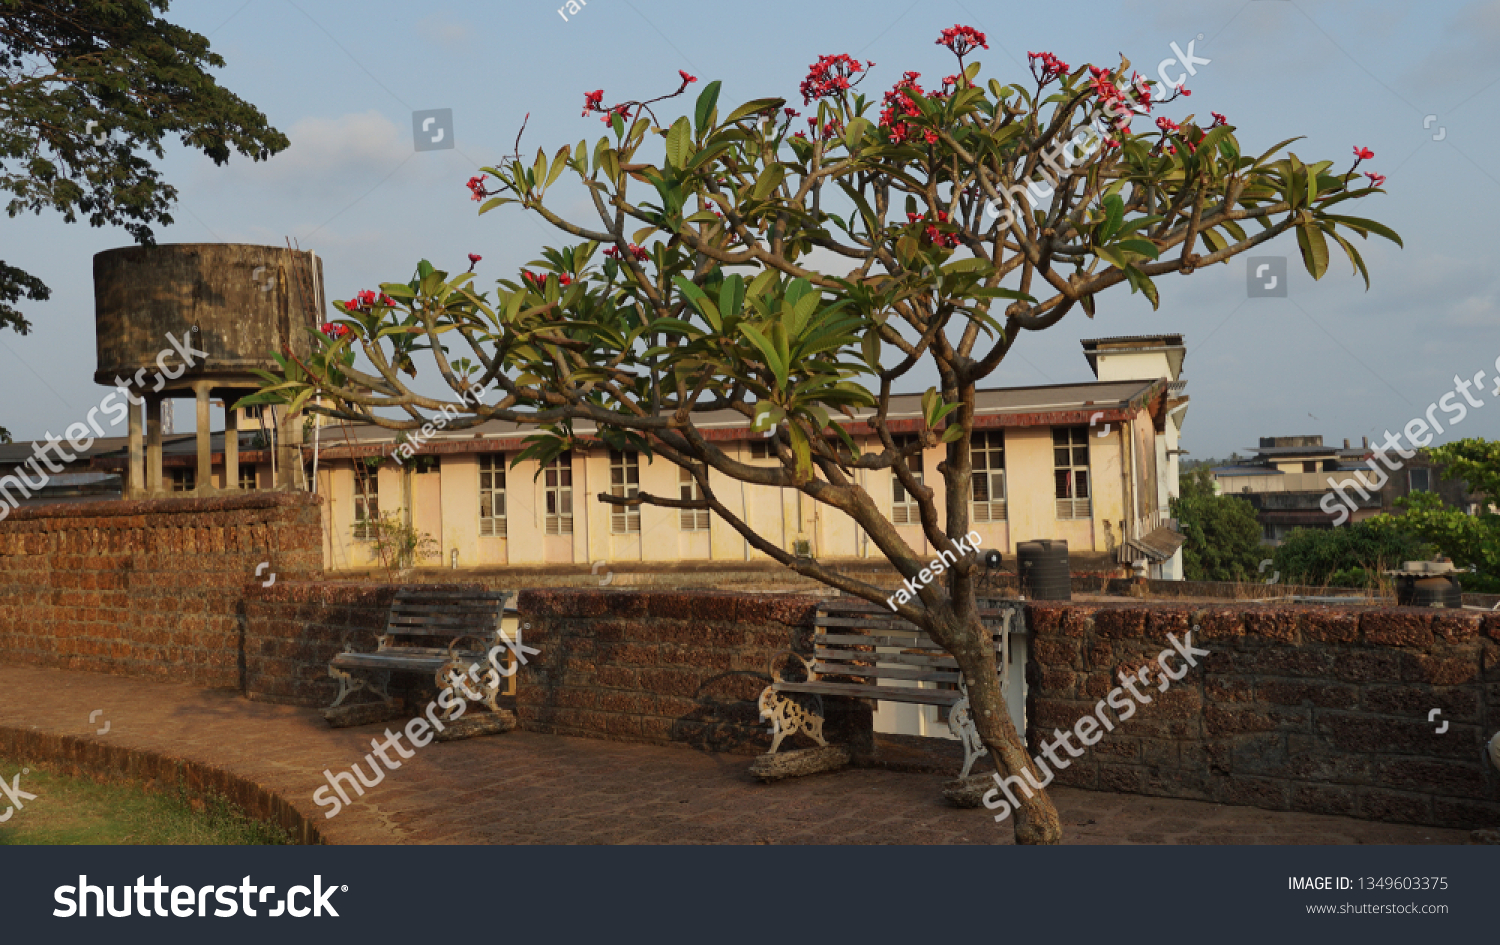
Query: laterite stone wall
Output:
[[515, 588, 872, 755], [0, 494, 322, 688], [1025, 602, 1500, 830]]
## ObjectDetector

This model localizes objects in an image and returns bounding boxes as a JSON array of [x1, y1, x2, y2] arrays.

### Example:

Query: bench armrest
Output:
[[767, 648, 818, 685]]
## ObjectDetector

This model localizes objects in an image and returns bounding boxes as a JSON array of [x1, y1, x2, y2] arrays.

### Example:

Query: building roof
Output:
[[1244, 445, 1368, 458], [297, 379, 1167, 460], [1080, 335, 1185, 347], [0, 435, 132, 467]]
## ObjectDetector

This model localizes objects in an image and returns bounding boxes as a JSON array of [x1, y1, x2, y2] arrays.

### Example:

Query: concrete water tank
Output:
[[93, 243, 323, 388], [92, 243, 326, 497]]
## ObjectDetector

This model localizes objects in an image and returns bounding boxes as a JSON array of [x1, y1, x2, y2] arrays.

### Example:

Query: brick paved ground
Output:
[[0, 665, 1468, 845]]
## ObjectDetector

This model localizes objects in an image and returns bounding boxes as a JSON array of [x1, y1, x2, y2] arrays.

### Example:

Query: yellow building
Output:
[[310, 375, 1179, 575]]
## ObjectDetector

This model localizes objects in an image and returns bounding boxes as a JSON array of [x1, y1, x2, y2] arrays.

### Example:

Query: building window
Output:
[[679, 467, 711, 531], [238, 466, 257, 491], [609, 449, 641, 534], [1302, 461, 1317, 473], [544, 454, 573, 535], [353, 470, 378, 539], [891, 434, 923, 525], [971, 430, 1007, 522], [243, 405, 264, 421], [749, 439, 774, 460], [479, 454, 506, 537], [414, 455, 439, 474], [1409, 467, 1430, 493], [170, 467, 195, 492], [1054, 427, 1091, 519]]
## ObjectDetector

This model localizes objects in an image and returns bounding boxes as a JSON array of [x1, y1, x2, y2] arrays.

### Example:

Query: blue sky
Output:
[[7, 0, 1500, 462]]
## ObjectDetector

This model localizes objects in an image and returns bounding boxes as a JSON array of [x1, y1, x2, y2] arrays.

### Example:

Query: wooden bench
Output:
[[329, 588, 518, 717], [757, 597, 1026, 778]]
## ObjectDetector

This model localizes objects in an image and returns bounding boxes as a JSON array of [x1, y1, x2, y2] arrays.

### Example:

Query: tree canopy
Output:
[[0, 0, 288, 341], [1172, 467, 1264, 581], [1366, 439, 1497, 591], [248, 26, 1399, 844]]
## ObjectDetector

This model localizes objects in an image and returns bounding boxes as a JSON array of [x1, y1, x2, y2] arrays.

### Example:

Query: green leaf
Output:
[[861, 329, 881, 369], [717, 274, 744, 324], [741, 324, 787, 388], [694, 80, 722, 136], [1115, 238, 1160, 260], [1254, 136, 1304, 168], [1296, 223, 1330, 280], [941, 424, 966, 443], [1327, 229, 1371, 290], [787, 423, 812, 478], [844, 117, 872, 150], [1320, 214, 1404, 248], [673, 276, 722, 331], [751, 164, 786, 199], [1099, 194, 1124, 241], [724, 97, 786, 124], [478, 197, 515, 215], [665, 116, 693, 168], [545, 145, 570, 188]]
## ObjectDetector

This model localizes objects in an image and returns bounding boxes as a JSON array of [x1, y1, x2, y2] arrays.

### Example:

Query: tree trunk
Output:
[[941, 611, 1063, 845]]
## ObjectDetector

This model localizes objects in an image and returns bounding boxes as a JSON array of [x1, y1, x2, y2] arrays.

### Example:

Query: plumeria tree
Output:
[[247, 25, 1400, 843]]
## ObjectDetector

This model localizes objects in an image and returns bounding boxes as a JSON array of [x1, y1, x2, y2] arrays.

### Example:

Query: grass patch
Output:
[[0, 759, 294, 845]]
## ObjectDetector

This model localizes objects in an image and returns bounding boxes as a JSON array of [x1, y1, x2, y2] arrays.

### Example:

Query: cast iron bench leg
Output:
[[948, 681, 990, 779]]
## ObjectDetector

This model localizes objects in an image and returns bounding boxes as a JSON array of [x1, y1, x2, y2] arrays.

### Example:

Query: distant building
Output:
[[1209, 435, 1476, 543]]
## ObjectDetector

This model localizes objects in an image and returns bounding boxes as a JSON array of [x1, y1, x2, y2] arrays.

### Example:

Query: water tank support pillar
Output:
[[195, 383, 212, 494], [127, 398, 144, 498], [144, 394, 164, 494], [224, 394, 238, 491]]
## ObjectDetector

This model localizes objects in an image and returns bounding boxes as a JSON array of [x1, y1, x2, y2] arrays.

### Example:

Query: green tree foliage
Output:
[[247, 29, 1398, 844], [1272, 521, 1431, 588], [0, 0, 289, 337], [1365, 438, 1499, 591], [1172, 468, 1264, 581]]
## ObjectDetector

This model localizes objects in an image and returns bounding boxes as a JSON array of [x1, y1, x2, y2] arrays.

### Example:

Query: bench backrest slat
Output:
[[797, 597, 1021, 688], [379, 589, 515, 646]]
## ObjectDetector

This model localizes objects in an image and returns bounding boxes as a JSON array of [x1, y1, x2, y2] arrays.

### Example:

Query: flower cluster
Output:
[[937, 25, 987, 58], [466, 175, 488, 202], [344, 289, 394, 311], [582, 89, 603, 117], [909, 211, 961, 248], [522, 271, 573, 289], [799, 53, 870, 105], [1210, 112, 1228, 127], [678, 70, 697, 85], [1088, 66, 1151, 133], [1352, 147, 1385, 188], [319, 322, 351, 339], [879, 72, 935, 145], [1028, 50, 1070, 84], [603, 243, 649, 262]]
